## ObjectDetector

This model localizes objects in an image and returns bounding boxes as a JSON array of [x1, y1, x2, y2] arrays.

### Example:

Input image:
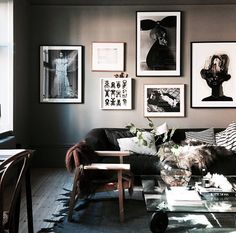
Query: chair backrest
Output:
[[0, 150, 32, 233]]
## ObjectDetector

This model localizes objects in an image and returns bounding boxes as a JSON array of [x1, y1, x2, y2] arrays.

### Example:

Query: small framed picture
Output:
[[136, 11, 181, 77], [100, 78, 132, 110], [191, 42, 236, 108], [144, 84, 185, 117], [92, 42, 125, 71], [40, 45, 83, 103]]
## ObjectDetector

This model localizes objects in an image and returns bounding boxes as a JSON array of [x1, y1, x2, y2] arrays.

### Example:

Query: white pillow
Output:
[[117, 131, 157, 155], [153, 122, 169, 136], [215, 122, 236, 151]]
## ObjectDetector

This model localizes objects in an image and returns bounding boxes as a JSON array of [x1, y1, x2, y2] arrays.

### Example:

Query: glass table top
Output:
[[141, 175, 236, 214]]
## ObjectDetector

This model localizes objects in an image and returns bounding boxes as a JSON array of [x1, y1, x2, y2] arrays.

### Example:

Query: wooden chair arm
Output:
[[95, 151, 130, 157], [95, 151, 130, 163], [84, 163, 130, 171]]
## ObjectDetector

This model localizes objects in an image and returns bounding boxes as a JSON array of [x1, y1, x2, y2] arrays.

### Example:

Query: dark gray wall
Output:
[[14, 0, 31, 147], [28, 4, 236, 167]]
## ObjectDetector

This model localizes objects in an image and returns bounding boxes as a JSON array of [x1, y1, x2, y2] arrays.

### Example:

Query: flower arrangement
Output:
[[126, 119, 208, 172], [114, 72, 129, 78], [126, 118, 176, 148]]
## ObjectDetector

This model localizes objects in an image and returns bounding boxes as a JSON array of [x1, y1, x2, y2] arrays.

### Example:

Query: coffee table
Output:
[[141, 175, 236, 233]]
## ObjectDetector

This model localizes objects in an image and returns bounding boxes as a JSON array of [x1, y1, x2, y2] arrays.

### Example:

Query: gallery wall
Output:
[[27, 4, 236, 166]]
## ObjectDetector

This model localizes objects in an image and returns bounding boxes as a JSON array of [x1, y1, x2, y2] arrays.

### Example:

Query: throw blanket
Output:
[[65, 141, 117, 197], [65, 140, 101, 173], [158, 139, 234, 170]]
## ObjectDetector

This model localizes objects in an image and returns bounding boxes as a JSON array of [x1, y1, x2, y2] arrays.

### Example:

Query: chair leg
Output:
[[118, 170, 124, 223], [68, 167, 80, 222]]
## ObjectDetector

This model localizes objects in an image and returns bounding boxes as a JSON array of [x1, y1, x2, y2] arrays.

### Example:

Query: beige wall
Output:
[[28, 4, 236, 165]]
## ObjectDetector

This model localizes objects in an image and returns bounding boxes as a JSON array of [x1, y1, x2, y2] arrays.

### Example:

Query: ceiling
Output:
[[29, 0, 236, 5]]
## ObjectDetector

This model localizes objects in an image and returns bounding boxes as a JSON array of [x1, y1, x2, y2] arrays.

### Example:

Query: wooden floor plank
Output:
[[19, 168, 73, 233]]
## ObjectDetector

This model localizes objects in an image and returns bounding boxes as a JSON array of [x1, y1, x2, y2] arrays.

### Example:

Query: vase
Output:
[[160, 162, 191, 187]]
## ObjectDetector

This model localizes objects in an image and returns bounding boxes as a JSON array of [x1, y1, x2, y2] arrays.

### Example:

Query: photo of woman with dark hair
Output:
[[200, 54, 233, 101]]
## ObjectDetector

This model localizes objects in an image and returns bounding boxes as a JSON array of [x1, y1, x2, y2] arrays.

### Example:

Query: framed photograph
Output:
[[144, 84, 185, 117], [92, 42, 125, 71], [191, 42, 236, 108], [100, 78, 132, 110], [136, 11, 181, 77], [40, 45, 83, 103]]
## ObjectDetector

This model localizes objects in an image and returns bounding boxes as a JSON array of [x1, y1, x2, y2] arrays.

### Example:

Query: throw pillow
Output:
[[215, 122, 236, 151], [185, 128, 215, 145], [117, 131, 157, 155], [154, 122, 169, 135]]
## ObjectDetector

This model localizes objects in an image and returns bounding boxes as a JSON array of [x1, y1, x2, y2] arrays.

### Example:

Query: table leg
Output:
[[25, 168, 34, 233], [118, 169, 124, 223], [149, 211, 168, 233]]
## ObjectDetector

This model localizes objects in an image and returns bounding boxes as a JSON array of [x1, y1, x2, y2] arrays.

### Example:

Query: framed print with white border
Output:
[[136, 11, 181, 77], [40, 45, 83, 103], [92, 42, 125, 71], [144, 84, 185, 117], [100, 78, 132, 109], [191, 42, 236, 108]]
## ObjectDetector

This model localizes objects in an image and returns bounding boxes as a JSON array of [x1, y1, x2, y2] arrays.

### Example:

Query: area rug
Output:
[[38, 188, 236, 233]]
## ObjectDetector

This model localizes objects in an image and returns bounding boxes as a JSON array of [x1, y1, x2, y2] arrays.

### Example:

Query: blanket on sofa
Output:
[[158, 139, 235, 171]]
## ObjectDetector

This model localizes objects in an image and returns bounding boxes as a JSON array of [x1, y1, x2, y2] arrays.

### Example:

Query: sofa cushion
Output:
[[104, 129, 133, 150], [215, 122, 236, 151], [117, 131, 157, 155], [185, 128, 215, 145]]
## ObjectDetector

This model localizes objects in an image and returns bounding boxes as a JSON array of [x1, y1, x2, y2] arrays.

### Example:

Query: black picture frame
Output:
[[40, 45, 83, 103], [136, 11, 181, 77]]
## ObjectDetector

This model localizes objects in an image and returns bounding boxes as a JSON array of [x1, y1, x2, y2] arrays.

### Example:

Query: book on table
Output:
[[165, 186, 203, 206], [195, 183, 236, 198]]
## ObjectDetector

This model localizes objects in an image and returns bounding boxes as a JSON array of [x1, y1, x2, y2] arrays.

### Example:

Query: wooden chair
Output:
[[0, 150, 33, 233], [66, 145, 133, 223]]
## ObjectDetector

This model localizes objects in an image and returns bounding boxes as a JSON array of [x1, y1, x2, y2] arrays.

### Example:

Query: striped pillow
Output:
[[185, 128, 215, 145], [215, 122, 236, 151]]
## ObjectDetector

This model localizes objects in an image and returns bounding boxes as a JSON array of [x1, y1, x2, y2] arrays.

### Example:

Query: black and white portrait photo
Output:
[[144, 84, 185, 117], [200, 54, 232, 101], [191, 42, 236, 108], [136, 11, 181, 77], [40, 46, 83, 103]]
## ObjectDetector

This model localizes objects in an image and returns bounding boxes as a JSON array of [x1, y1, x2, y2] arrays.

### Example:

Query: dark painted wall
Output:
[[14, 0, 31, 148]]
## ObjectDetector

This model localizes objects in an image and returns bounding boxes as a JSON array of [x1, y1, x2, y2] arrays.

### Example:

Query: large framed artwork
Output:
[[144, 84, 185, 117], [100, 78, 132, 110], [92, 42, 125, 71], [40, 45, 83, 103], [136, 11, 181, 77], [191, 42, 236, 108]]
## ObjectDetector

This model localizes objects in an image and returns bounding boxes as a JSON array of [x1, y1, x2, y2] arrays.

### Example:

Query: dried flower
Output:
[[114, 72, 129, 78]]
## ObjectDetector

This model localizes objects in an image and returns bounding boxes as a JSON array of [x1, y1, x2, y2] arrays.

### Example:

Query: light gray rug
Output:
[[38, 188, 236, 233]]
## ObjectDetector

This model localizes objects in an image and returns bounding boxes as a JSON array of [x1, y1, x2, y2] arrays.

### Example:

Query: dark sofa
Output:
[[84, 127, 236, 176]]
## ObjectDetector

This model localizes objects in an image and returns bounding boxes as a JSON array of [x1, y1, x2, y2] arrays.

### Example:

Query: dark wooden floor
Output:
[[17, 168, 236, 233], [19, 168, 73, 233]]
